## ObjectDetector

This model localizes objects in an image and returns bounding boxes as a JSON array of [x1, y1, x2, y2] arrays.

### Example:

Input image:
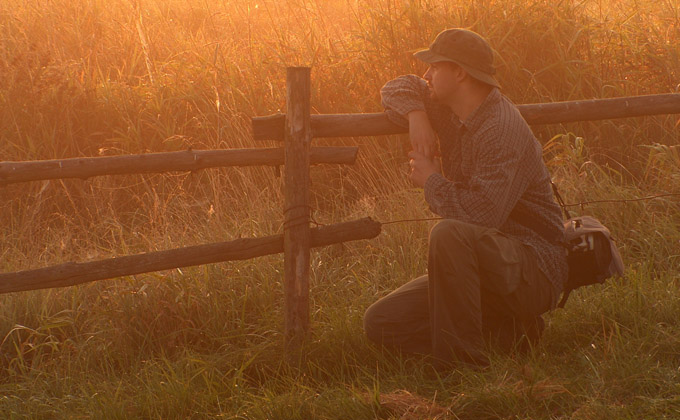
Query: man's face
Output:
[[423, 62, 462, 104]]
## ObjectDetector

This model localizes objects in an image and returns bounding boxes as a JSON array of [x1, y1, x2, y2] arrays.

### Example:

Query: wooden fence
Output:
[[2, 66, 680, 350]]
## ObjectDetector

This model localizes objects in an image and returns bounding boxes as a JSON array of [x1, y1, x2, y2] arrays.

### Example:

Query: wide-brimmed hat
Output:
[[414, 28, 501, 89]]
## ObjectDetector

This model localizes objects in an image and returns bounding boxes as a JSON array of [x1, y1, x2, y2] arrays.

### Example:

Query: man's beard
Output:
[[429, 89, 446, 105]]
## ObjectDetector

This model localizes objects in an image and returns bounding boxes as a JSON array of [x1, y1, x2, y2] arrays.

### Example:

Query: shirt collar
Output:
[[458, 87, 501, 133]]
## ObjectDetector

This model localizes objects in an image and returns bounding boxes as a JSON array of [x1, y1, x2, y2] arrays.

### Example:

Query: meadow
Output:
[[1, 0, 679, 418]]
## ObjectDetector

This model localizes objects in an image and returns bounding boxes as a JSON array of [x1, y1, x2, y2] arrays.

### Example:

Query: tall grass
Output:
[[1, 0, 679, 418]]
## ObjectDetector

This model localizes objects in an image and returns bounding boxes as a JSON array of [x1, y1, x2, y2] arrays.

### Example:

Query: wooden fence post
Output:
[[283, 67, 312, 351]]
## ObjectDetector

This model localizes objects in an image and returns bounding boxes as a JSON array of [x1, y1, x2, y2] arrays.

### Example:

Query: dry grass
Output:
[[1, 0, 679, 418]]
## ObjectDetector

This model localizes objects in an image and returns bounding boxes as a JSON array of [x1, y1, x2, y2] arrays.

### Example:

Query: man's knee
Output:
[[363, 301, 386, 344], [364, 276, 430, 348]]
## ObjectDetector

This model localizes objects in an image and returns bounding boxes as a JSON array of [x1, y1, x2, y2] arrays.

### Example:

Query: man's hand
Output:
[[408, 110, 438, 159], [408, 151, 441, 188]]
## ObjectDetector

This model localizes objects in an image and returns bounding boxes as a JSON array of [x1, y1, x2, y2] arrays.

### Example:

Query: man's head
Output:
[[414, 28, 499, 104]]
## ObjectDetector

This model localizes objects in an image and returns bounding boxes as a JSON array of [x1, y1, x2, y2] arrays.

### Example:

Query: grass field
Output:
[[1, 0, 679, 418]]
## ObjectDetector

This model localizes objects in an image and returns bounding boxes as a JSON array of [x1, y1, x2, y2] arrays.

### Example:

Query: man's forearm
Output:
[[407, 110, 438, 159], [407, 110, 428, 122]]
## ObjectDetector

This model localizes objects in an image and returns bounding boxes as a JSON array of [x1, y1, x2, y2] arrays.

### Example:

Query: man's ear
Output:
[[451, 63, 468, 83]]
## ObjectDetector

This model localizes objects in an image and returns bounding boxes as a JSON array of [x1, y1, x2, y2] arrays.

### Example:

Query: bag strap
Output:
[[551, 180, 574, 309], [550, 180, 572, 220], [557, 288, 572, 308]]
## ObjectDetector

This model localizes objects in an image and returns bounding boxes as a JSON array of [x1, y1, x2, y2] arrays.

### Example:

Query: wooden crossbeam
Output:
[[0, 147, 358, 185], [252, 93, 680, 141], [0, 218, 382, 294]]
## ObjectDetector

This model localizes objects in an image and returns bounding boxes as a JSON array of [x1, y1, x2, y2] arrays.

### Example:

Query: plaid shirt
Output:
[[382, 75, 568, 304]]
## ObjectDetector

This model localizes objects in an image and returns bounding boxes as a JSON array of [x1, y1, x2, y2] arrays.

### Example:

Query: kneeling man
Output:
[[364, 28, 567, 368]]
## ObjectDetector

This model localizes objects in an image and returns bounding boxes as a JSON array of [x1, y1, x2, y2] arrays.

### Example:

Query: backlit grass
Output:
[[1, 0, 679, 418]]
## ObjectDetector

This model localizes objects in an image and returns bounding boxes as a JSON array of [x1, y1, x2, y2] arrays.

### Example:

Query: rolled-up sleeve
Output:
[[380, 75, 429, 127]]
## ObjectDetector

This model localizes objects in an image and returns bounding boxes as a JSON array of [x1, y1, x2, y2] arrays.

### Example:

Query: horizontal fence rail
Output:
[[252, 93, 680, 141], [0, 217, 381, 294], [0, 147, 359, 185]]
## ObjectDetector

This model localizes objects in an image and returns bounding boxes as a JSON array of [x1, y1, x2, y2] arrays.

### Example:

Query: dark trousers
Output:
[[364, 220, 554, 367]]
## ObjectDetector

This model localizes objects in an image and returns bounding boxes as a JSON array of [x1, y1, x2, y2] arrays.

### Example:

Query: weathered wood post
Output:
[[283, 67, 312, 350]]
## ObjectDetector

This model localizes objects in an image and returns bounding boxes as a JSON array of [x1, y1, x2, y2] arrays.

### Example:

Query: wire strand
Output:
[[278, 193, 680, 230], [378, 192, 680, 226], [380, 217, 442, 225], [561, 192, 680, 208]]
